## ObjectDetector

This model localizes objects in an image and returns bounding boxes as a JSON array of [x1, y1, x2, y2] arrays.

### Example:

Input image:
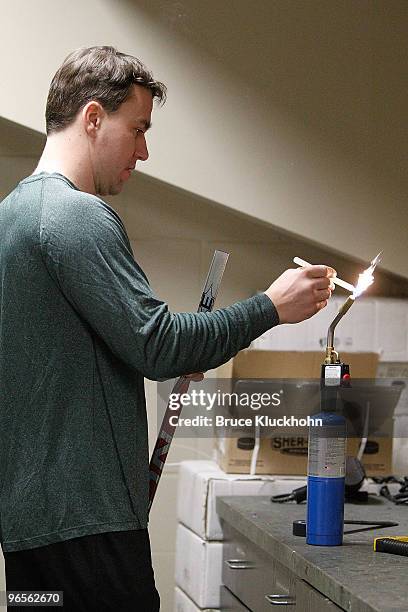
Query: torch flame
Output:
[[352, 251, 382, 298], [352, 266, 375, 298]]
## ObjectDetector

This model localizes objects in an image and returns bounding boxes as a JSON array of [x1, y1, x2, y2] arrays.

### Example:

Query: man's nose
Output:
[[136, 136, 149, 162]]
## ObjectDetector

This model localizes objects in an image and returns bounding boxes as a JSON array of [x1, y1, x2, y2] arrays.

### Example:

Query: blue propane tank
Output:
[[306, 363, 349, 546]]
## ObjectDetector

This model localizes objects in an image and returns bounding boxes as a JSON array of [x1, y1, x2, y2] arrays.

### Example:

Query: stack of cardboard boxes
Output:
[[174, 461, 305, 611]]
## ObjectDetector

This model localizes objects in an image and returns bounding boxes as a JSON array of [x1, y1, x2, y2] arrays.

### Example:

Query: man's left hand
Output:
[[183, 372, 204, 381]]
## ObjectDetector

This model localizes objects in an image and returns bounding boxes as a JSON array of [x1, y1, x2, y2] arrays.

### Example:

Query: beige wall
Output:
[[1, 1, 408, 275]]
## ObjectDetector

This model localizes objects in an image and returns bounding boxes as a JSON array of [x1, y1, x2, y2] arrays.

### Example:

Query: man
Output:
[[0, 46, 335, 610]]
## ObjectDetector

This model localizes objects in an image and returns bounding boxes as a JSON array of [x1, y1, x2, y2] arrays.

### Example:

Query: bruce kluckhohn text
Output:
[[167, 415, 323, 428]]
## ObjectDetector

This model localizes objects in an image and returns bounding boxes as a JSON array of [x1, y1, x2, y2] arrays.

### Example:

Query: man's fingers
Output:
[[315, 288, 331, 302], [314, 277, 331, 290], [305, 265, 337, 279], [305, 265, 329, 278]]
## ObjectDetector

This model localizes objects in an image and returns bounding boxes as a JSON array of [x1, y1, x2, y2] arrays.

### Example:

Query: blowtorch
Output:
[[295, 252, 383, 545]]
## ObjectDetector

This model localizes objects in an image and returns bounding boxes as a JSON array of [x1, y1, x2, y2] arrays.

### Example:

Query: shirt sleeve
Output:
[[40, 194, 279, 380]]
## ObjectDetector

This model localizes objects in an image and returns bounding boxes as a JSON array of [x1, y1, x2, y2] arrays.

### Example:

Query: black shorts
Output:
[[3, 529, 160, 611]]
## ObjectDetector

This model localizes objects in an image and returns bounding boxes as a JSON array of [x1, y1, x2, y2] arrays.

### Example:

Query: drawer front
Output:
[[265, 562, 297, 608], [295, 580, 344, 612], [222, 523, 296, 611], [220, 586, 251, 611]]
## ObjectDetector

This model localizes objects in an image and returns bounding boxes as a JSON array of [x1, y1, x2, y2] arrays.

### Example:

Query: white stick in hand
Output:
[[293, 257, 355, 293]]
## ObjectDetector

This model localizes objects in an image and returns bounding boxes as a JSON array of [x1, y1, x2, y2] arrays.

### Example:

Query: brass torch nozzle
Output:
[[325, 296, 356, 364]]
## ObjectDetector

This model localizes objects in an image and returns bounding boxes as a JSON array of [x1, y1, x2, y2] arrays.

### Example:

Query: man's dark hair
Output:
[[45, 46, 167, 135]]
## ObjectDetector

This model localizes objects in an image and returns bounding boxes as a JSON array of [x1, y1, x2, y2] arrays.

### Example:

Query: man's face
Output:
[[87, 84, 153, 196]]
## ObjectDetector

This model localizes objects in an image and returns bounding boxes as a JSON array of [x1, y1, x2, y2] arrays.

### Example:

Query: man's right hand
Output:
[[265, 265, 336, 324]]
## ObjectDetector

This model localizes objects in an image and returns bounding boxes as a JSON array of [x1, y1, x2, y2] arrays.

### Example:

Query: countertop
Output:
[[216, 495, 408, 612]]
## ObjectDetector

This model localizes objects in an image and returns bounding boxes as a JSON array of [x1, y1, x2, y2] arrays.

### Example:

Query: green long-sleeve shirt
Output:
[[0, 172, 279, 552]]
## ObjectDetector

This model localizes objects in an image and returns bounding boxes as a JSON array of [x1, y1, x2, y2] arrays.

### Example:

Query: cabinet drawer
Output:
[[295, 580, 343, 612], [220, 586, 251, 611], [222, 523, 296, 611]]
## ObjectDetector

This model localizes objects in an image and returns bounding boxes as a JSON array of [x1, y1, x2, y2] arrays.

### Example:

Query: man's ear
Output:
[[82, 100, 103, 135]]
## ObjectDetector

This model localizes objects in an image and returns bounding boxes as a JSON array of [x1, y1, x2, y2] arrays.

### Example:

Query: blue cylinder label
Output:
[[308, 436, 346, 477]]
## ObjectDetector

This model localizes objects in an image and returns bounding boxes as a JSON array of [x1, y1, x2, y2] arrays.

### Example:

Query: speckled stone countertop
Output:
[[216, 495, 408, 612]]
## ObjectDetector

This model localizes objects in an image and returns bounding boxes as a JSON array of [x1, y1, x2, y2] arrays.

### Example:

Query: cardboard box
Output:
[[174, 587, 219, 612], [215, 432, 392, 476], [214, 350, 393, 476], [175, 524, 223, 609], [177, 460, 305, 540]]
